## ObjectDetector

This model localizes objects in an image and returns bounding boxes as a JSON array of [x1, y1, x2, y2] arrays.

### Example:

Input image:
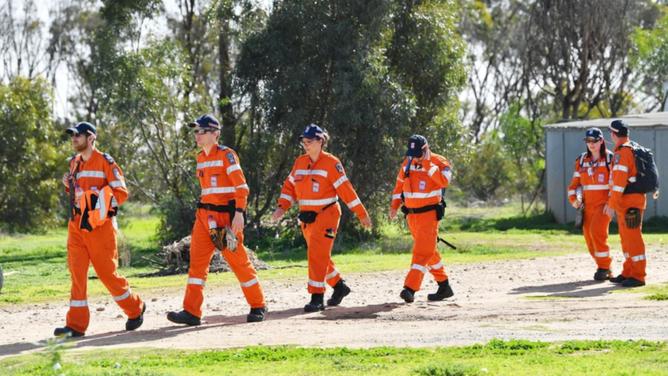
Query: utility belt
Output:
[[298, 201, 337, 224], [401, 200, 446, 221], [197, 200, 236, 216]]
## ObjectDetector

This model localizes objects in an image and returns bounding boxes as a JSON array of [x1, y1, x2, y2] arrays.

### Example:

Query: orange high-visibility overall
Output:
[[391, 153, 451, 292], [64, 150, 143, 333], [609, 140, 647, 282], [277, 152, 369, 294], [182, 145, 265, 319], [567, 151, 614, 270]]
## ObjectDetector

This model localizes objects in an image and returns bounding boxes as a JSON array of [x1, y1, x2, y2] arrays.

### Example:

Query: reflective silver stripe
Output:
[[403, 190, 442, 199], [325, 269, 339, 280], [236, 184, 249, 190], [631, 254, 646, 262], [583, 185, 609, 191], [442, 169, 452, 182], [113, 289, 131, 302], [612, 185, 625, 193], [392, 194, 402, 200], [347, 198, 361, 209], [109, 180, 125, 188], [299, 197, 338, 206], [201, 187, 236, 195], [613, 165, 628, 172], [567, 190, 576, 196], [573, 171, 580, 178], [70, 300, 88, 307], [197, 160, 224, 169], [188, 277, 205, 286], [227, 164, 241, 175], [333, 176, 348, 188], [280, 193, 294, 203], [628, 176, 637, 183], [429, 262, 444, 270], [308, 279, 326, 288], [98, 187, 108, 219], [240, 278, 258, 288], [594, 251, 609, 258], [428, 165, 439, 177], [288, 175, 295, 185], [77, 170, 105, 179], [624, 252, 630, 259], [295, 169, 328, 178], [411, 264, 429, 273]]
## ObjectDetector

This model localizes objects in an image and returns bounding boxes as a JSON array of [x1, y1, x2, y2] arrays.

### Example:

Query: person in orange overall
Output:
[[389, 135, 453, 303], [55, 121, 145, 337], [604, 120, 648, 288], [567, 127, 614, 281], [271, 124, 372, 312], [167, 114, 267, 325]]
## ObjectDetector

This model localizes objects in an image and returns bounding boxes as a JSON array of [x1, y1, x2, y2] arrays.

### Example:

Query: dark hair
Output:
[[585, 138, 606, 159]]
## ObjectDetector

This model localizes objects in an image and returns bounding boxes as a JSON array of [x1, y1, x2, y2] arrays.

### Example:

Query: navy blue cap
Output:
[[609, 119, 629, 137], [300, 124, 327, 139], [188, 114, 220, 130], [406, 135, 427, 157], [66, 121, 96, 136], [584, 127, 603, 140]]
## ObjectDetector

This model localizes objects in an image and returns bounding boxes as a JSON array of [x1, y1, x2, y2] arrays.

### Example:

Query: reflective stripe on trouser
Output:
[[66, 219, 143, 333], [183, 209, 266, 318], [582, 204, 612, 270], [616, 208, 646, 282], [302, 203, 343, 294], [403, 210, 448, 292]]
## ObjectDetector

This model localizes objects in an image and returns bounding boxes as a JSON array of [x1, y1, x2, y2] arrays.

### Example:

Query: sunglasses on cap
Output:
[[585, 137, 601, 144]]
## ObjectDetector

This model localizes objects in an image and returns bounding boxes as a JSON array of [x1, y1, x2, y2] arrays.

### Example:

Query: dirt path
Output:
[[2, 249, 668, 358]]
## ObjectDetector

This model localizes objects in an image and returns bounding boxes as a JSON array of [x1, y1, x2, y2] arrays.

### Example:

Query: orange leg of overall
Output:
[[66, 220, 143, 333], [303, 205, 343, 294], [616, 208, 646, 282], [582, 204, 612, 270], [403, 211, 448, 292], [183, 210, 265, 318]]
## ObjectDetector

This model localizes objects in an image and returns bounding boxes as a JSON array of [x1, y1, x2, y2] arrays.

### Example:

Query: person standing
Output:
[[567, 128, 614, 281]]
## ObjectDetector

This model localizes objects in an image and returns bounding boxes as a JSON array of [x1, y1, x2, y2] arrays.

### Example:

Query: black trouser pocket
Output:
[[298, 211, 317, 223]]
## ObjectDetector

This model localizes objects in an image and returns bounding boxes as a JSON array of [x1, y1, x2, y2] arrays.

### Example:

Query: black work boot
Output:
[[400, 287, 415, 303], [621, 278, 645, 288], [247, 307, 267, 323], [167, 310, 201, 326], [304, 293, 325, 312], [327, 280, 351, 306], [610, 274, 627, 284], [593, 269, 612, 281], [54, 326, 84, 338], [126, 303, 147, 331], [427, 280, 454, 301]]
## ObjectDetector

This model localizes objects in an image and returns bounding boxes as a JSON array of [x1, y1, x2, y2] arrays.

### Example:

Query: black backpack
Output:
[[623, 141, 659, 194]]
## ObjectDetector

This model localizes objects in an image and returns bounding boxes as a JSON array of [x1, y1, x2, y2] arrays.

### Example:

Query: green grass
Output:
[[2, 340, 667, 375], [2, 202, 666, 305]]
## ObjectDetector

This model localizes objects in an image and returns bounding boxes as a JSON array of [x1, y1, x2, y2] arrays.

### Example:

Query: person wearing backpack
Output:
[[605, 120, 656, 287], [567, 128, 614, 281]]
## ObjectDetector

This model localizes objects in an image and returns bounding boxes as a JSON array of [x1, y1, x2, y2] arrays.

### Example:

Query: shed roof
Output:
[[544, 111, 668, 129]]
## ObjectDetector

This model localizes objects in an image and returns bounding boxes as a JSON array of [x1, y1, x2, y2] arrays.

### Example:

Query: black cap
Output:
[[406, 135, 427, 158], [609, 119, 629, 137], [584, 127, 603, 140], [188, 114, 221, 130], [66, 122, 96, 136]]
